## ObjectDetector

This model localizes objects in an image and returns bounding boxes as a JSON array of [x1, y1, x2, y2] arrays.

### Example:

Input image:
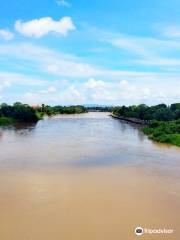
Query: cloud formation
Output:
[[161, 25, 180, 38], [1, 42, 180, 81], [0, 39, 179, 105], [22, 78, 180, 106], [15, 17, 76, 38], [56, 0, 71, 7], [105, 32, 180, 67], [0, 29, 14, 40]]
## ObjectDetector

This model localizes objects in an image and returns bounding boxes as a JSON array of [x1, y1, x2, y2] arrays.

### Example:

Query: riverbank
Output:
[[111, 114, 180, 147], [112, 104, 180, 147], [0, 103, 39, 127], [110, 114, 149, 125], [143, 120, 180, 147], [0, 104, 88, 127], [0, 117, 17, 126]]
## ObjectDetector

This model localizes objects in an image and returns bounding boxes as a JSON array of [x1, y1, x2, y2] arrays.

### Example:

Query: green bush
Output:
[[0, 103, 38, 124], [113, 103, 180, 121], [143, 120, 180, 147], [0, 117, 16, 125]]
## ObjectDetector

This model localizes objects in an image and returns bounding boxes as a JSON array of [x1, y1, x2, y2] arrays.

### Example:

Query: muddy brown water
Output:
[[0, 112, 180, 240]]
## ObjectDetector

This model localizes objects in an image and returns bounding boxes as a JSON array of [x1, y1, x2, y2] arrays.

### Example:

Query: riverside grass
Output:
[[143, 120, 180, 147], [0, 117, 17, 126]]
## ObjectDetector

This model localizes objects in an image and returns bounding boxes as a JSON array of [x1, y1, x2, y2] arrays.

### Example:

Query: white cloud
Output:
[[45, 59, 99, 77], [109, 36, 150, 57], [0, 29, 14, 40], [39, 86, 57, 94], [0, 71, 45, 86], [15, 16, 76, 38], [105, 32, 180, 67], [22, 78, 180, 106], [0, 76, 13, 95], [107, 34, 180, 56], [56, 0, 71, 7], [0, 82, 10, 101], [0, 42, 173, 80], [84, 78, 106, 89], [0, 42, 180, 105], [0, 44, 180, 82], [0, 43, 100, 77], [1, 42, 180, 88], [135, 57, 180, 66], [160, 25, 180, 38], [47, 86, 57, 92], [24, 85, 85, 105]]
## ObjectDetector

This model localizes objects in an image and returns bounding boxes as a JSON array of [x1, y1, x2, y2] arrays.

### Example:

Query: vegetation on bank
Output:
[[85, 106, 113, 112], [143, 120, 180, 146], [0, 103, 87, 126], [0, 103, 111, 126], [35, 104, 87, 117], [113, 103, 180, 121], [113, 103, 180, 146], [0, 117, 17, 125], [0, 103, 39, 125]]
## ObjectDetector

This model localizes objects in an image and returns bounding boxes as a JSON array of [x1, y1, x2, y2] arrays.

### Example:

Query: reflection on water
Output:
[[0, 112, 180, 240]]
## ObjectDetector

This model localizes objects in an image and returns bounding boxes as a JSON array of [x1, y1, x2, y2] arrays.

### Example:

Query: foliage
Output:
[[0, 102, 88, 126], [0, 117, 16, 126], [36, 105, 87, 116], [143, 120, 180, 146], [0, 102, 39, 124], [85, 106, 113, 112], [113, 103, 180, 121], [113, 103, 180, 146], [0, 103, 88, 126]]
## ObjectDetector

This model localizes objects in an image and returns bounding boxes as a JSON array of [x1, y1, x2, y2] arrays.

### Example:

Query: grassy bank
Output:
[[143, 120, 180, 147], [0, 117, 17, 126]]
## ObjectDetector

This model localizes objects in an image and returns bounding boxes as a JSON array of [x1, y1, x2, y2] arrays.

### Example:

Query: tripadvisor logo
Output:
[[135, 227, 144, 236], [135, 226, 174, 236]]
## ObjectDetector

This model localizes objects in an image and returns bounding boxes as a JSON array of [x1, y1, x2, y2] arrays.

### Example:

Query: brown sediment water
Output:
[[0, 112, 179, 240]]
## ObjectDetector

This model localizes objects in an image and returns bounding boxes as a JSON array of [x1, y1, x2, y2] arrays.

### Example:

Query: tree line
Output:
[[0, 102, 39, 124], [36, 104, 87, 117], [112, 103, 180, 146], [113, 103, 180, 121], [0, 103, 87, 125]]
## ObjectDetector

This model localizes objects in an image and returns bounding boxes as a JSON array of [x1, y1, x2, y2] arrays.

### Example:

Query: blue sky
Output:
[[0, 0, 180, 105]]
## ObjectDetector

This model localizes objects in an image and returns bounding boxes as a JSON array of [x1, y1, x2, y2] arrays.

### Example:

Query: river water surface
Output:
[[0, 112, 180, 239]]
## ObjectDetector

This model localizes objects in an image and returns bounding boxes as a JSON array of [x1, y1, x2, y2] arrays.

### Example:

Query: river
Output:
[[0, 112, 179, 239]]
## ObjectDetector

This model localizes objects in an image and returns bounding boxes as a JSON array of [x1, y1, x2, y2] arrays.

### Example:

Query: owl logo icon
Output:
[[135, 227, 144, 236]]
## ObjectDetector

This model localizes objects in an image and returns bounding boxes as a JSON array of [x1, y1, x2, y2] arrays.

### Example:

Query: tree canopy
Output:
[[0, 102, 38, 123], [113, 103, 180, 121]]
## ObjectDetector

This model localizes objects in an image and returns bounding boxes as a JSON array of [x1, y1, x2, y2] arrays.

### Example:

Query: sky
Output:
[[0, 0, 180, 106]]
